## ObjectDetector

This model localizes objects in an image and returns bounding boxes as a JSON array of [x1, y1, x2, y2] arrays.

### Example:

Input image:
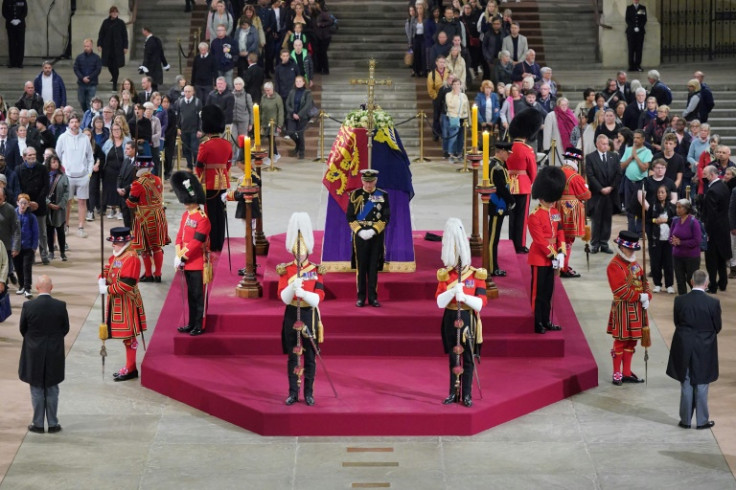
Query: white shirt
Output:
[[18, 138, 27, 156], [41, 74, 54, 103]]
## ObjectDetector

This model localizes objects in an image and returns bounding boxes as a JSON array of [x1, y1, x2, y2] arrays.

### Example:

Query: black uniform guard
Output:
[[625, 0, 647, 72], [488, 141, 515, 276], [347, 169, 390, 307]]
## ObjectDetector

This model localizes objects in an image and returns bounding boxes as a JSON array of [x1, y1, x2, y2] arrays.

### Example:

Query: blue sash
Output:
[[356, 190, 383, 221]]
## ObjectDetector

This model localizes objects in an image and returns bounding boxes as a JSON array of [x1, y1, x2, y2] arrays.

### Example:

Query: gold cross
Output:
[[350, 59, 392, 168]]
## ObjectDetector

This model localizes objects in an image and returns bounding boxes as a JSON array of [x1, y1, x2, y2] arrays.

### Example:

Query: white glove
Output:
[[639, 293, 650, 310], [551, 259, 560, 270], [357, 229, 371, 240], [139, 65, 149, 73], [10, 19, 21, 26], [364, 229, 376, 239], [174, 256, 182, 269], [455, 289, 467, 304], [221, 192, 228, 203], [292, 278, 303, 290], [163, 64, 171, 71], [295, 287, 305, 299], [454, 283, 464, 295], [556, 253, 565, 266], [98, 279, 107, 296]]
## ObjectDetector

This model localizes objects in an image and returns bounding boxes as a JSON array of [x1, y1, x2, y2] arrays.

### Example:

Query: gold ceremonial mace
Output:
[[350, 59, 392, 169]]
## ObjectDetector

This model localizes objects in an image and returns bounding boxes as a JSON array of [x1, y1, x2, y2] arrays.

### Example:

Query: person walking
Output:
[[18, 275, 69, 434]]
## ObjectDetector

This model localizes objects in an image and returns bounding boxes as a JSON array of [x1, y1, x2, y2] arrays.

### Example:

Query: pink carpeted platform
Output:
[[141, 232, 598, 436]]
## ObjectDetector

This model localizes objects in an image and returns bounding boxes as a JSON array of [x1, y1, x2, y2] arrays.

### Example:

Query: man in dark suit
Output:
[[622, 87, 647, 130], [625, 0, 646, 72], [666, 270, 720, 430], [243, 52, 265, 105], [18, 275, 69, 433], [139, 26, 169, 91], [586, 134, 621, 254], [116, 141, 137, 228], [264, 0, 287, 77], [702, 165, 732, 293]]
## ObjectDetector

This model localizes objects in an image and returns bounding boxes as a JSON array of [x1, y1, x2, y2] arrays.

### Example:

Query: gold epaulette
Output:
[[276, 263, 288, 276], [474, 268, 488, 280], [437, 267, 450, 282], [317, 264, 326, 275]]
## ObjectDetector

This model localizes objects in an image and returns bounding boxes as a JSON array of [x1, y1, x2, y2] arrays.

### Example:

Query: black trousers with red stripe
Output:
[[530, 265, 555, 328]]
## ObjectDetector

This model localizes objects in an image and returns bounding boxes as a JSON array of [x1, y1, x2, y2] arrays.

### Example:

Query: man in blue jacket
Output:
[[73, 39, 102, 113], [33, 61, 67, 109]]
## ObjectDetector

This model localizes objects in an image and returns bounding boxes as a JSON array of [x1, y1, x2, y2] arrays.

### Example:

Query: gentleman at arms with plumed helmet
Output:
[[607, 230, 651, 386], [195, 104, 232, 253], [171, 171, 211, 337], [506, 108, 542, 254], [346, 169, 390, 307], [276, 212, 325, 406], [98, 227, 147, 381], [528, 166, 567, 334], [436, 218, 487, 407], [126, 154, 170, 283], [558, 147, 592, 278]]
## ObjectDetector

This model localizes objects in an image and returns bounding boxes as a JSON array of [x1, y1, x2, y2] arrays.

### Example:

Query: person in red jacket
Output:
[[559, 147, 592, 278], [506, 108, 542, 253], [276, 212, 325, 406], [435, 218, 487, 407], [195, 104, 232, 252], [126, 154, 169, 282], [171, 171, 211, 337], [528, 166, 567, 334], [607, 230, 651, 385], [98, 227, 147, 381]]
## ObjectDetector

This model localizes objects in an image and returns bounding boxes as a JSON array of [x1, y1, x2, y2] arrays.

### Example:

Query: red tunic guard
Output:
[[559, 164, 592, 275], [175, 208, 212, 271], [127, 172, 170, 280], [195, 135, 232, 252], [528, 203, 566, 333], [506, 139, 537, 250]]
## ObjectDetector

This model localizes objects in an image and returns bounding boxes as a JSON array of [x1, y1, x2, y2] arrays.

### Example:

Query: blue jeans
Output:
[[77, 84, 97, 112], [442, 115, 463, 155], [31, 384, 59, 428]]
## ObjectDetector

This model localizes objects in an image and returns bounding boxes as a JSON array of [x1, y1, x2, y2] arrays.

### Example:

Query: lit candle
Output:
[[253, 104, 260, 149], [471, 104, 478, 151], [243, 136, 252, 185], [482, 131, 489, 182]]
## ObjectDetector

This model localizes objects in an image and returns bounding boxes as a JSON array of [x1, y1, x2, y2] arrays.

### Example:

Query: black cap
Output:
[[107, 227, 134, 243], [360, 169, 379, 181], [494, 141, 513, 152]]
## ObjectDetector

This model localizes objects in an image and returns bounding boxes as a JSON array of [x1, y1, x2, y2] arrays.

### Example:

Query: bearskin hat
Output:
[[531, 165, 566, 203], [201, 104, 226, 134], [171, 170, 206, 205], [508, 108, 544, 141]]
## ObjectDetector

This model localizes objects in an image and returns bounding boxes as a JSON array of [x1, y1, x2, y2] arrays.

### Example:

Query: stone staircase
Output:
[[131, 0, 194, 77], [537, 0, 598, 68]]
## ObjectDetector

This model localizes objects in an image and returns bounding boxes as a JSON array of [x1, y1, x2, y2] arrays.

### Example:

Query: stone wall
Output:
[[600, 0, 661, 68]]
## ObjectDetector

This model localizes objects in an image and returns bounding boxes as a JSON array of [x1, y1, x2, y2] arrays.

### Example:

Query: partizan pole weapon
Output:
[[640, 180, 650, 384]]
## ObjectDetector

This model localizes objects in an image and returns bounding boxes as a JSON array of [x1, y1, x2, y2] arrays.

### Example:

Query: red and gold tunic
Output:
[[102, 248, 147, 340], [559, 165, 592, 237], [175, 207, 211, 271], [435, 266, 488, 353], [195, 136, 232, 192], [506, 139, 537, 195], [277, 261, 326, 349], [126, 173, 170, 251], [527, 204, 566, 267], [606, 254, 652, 340]]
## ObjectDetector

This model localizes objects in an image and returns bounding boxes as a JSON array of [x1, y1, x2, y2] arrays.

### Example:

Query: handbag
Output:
[[448, 116, 461, 129], [308, 105, 320, 119], [404, 49, 414, 67], [0, 292, 11, 323]]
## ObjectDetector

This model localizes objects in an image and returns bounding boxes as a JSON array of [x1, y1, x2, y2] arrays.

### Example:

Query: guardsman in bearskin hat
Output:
[[195, 104, 232, 253], [436, 218, 487, 407], [346, 169, 390, 307], [559, 147, 592, 278], [488, 141, 516, 277], [276, 212, 326, 406], [97, 227, 147, 381], [126, 154, 170, 283], [172, 171, 211, 337], [528, 165, 567, 334], [607, 230, 651, 386], [506, 108, 543, 254]]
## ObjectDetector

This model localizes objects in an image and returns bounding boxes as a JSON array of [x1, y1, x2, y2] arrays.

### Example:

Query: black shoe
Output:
[[177, 325, 194, 333], [546, 322, 562, 331], [47, 425, 62, 433], [560, 270, 580, 278], [442, 393, 457, 404], [113, 369, 139, 382], [355, 299, 365, 307], [8, 272, 17, 285], [370, 299, 381, 307], [706, 288, 717, 295], [288, 149, 298, 157], [42, 259, 50, 265], [462, 395, 473, 407], [285, 394, 298, 405], [696, 421, 715, 430], [534, 323, 546, 334], [61, 255, 68, 262], [491, 269, 506, 277], [612, 378, 623, 386], [153, 276, 162, 283], [515, 246, 529, 254], [590, 246, 599, 254], [305, 395, 315, 406], [139, 275, 154, 283], [622, 373, 645, 383], [600, 246, 614, 254], [677, 422, 691, 429], [189, 327, 204, 336], [27, 424, 44, 433]]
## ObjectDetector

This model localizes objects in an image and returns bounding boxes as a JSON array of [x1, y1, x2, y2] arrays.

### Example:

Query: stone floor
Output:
[[1, 60, 736, 489]]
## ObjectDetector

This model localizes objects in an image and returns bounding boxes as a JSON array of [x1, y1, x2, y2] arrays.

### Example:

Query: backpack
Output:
[[659, 82, 673, 105], [691, 215, 708, 252]]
